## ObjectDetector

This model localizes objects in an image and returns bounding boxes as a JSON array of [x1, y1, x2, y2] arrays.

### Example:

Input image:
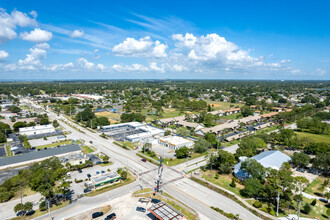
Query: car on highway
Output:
[[141, 158, 147, 162], [136, 207, 146, 212], [96, 171, 100, 175], [92, 211, 104, 218], [105, 213, 116, 220]]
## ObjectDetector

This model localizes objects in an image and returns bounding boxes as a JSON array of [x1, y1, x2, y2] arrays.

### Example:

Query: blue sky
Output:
[[0, 0, 329, 80]]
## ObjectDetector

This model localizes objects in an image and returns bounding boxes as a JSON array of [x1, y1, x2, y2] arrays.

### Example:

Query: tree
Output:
[[40, 117, 50, 125], [292, 152, 310, 168], [8, 105, 21, 113], [302, 203, 311, 214], [120, 113, 145, 123], [0, 122, 11, 134], [175, 146, 190, 159], [120, 170, 128, 179], [103, 155, 110, 163], [53, 120, 59, 128], [13, 121, 27, 132], [312, 152, 330, 175], [164, 130, 171, 136], [295, 176, 309, 194], [177, 127, 189, 137], [14, 203, 24, 213], [194, 138, 212, 153], [240, 159, 266, 181], [205, 132, 217, 147], [236, 137, 266, 158], [139, 142, 150, 152], [23, 201, 33, 211], [213, 150, 236, 174], [0, 187, 14, 202], [39, 201, 47, 211], [23, 137, 31, 149], [242, 177, 263, 197], [0, 132, 6, 143], [240, 106, 254, 117]]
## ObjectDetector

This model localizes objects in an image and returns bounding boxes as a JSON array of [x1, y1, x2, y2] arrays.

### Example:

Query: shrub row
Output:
[[210, 206, 239, 219]]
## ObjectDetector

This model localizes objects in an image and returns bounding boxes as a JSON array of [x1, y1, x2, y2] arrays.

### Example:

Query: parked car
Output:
[[89, 141, 93, 144], [141, 158, 147, 162], [25, 210, 35, 216], [105, 213, 116, 220], [92, 212, 104, 218], [101, 170, 105, 174], [136, 207, 146, 212], [66, 172, 71, 177], [16, 210, 26, 216], [96, 171, 100, 175], [84, 188, 91, 193], [297, 168, 306, 173], [78, 168, 82, 173], [87, 174, 91, 178]]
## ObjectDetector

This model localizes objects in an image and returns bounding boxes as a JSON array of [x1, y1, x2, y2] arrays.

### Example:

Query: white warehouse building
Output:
[[19, 124, 56, 136], [159, 135, 194, 150]]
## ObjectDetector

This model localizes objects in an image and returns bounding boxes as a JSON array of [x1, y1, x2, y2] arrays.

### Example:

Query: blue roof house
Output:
[[234, 150, 291, 181]]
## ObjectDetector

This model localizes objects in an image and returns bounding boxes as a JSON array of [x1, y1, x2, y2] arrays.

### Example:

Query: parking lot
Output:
[[151, 144, 175, 158], [29, 136, 66, 147], [292, 167, 318, 183], [68, 163, 122, 197]]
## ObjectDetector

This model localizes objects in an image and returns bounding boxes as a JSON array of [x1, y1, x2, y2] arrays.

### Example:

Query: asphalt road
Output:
[[25, 100, 260, 220]]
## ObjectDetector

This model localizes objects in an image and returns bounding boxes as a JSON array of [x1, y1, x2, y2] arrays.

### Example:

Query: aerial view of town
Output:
[[0, 1, 329, 220]]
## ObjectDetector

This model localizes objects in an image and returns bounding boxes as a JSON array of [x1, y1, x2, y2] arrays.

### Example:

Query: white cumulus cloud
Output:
[[0, 50, 9, 60], [21, 28, 53, 43], [0, 8, 37, 43], [70, 30, 84, 38], [112, 36, 167, 58]]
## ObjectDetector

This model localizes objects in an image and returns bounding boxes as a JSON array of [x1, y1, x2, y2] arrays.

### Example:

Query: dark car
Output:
[[87, 174, 91, 178], [90, 141, 93, 144], [136, 207, 146, 212], [16, 210, 26, 216], [141, 158, 147, 162], [105, 213, 116, 220], [78, 168, 82, 173], [92, 211, 104, 218], [84, 188, 91, 193], [25, 210, 35, 216], [101, 170, 105, 174]]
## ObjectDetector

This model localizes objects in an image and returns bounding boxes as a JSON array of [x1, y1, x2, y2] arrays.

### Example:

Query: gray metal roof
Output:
[[234, 150, 291, 179], [0, 144, 81, 166]]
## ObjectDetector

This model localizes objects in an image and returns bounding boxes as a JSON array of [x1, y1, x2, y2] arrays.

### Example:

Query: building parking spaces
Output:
[[100, 122, 164, 142]]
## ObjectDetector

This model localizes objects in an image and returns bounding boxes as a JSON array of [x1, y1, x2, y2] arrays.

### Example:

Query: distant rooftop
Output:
[[148, 201, 185, 220], [0, 144, 81, 167], [19, 124, 54, 132]]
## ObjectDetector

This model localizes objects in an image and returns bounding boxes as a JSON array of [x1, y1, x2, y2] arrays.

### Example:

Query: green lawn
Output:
[[5, 145, 12, 156], [202, 170, 244, 196], [295, 131, 330, 144], [304, 176, 329, 196], [81, 145, 95, 154], [35, 140, 73, 149], [163, 152, 206, 166], [206, 101, 244, 110]]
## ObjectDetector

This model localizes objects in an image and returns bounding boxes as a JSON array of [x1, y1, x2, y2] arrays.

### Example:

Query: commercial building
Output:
[[90, 172, 121, 188], [234, 150, 291, 181], [19, 124, 56, 136], [101, 122, 164, 142], [0, 144, 81, 170], [159, 136, 194, 150], [60, 152, 87, 165]]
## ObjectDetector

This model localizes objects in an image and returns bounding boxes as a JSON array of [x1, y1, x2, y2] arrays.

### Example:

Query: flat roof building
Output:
[[90, 172, 121, 188], [159, 136, 194, 150], [19, 124, 55, 136]]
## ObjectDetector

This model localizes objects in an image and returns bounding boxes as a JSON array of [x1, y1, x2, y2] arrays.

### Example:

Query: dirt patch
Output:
[[66, 205, 111, 220]]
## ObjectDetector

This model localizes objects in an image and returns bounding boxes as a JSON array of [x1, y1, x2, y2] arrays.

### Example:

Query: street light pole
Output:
[[297, 200, 302, 220], [276, 191, 280, 216]]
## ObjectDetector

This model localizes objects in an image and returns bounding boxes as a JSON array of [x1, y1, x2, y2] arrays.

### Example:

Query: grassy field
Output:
[[5, 145, 12, 156], [35, 140, 73, 150], [295, 131, 330, 144], [163, 152, 206, 166], [220, 113, 243, 120], [11, 187, 36, 201], [304, 176, 329, 196], [206, 101, 244, 110], [81, 145, 95, 154], [202, 170, 244, 196], [95, 111, 120, 124]]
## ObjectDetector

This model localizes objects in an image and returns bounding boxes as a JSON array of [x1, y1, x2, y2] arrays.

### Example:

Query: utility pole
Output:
[[155, 156, 163, 193], [276, 191, 280, 216], [297, 200, 302, 220]]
